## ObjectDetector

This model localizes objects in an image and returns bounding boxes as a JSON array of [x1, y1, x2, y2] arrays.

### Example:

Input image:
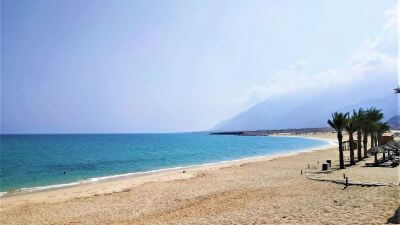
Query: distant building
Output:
[[380, 136, 394, 145]]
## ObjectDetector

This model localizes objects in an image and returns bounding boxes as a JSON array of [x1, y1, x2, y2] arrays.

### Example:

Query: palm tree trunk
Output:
[[357, 130, 362, 161], [370, 133, 374, 147], [338, 132, 344, 169], [349, 132, 355, 165], [363, 133, 369, 158]]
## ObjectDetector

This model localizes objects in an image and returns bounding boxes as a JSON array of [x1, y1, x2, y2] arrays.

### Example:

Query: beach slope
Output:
[[1, 133, 399, 225]]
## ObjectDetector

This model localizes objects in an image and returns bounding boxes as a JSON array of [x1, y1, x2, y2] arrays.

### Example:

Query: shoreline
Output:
[[2, 132, 398, 225], [0, 135, 336, 201]]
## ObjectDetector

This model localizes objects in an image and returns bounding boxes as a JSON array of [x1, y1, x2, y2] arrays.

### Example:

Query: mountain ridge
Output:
[[387, 115, 400, 130], [213, 94, 399, 131]]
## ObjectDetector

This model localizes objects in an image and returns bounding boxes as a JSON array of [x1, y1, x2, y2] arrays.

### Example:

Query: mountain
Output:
[[213, 94, 399, 131], [387, 115, 400, 130], [213, 95, 306, 131], [337, 95, 398, 120]]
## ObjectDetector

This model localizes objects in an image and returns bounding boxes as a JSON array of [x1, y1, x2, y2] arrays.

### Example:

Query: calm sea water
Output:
[[0, 133, 329, 193]]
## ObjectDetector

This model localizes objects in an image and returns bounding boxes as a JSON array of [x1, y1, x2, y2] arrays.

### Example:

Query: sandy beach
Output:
[[1, 132, 399, 225]]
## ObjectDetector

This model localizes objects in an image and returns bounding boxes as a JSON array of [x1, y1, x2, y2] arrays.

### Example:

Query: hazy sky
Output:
[[1, 0, 398, 133]]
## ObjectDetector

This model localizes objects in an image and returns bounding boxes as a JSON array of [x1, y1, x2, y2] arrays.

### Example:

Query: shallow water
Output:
[[0, 133, 329, 193]]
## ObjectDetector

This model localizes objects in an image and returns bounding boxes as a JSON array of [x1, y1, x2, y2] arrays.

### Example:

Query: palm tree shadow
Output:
[[386, 207, 399, 224]]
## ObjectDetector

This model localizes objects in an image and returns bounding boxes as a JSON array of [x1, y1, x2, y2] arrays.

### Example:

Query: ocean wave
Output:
[[1, 166, 188, 197]]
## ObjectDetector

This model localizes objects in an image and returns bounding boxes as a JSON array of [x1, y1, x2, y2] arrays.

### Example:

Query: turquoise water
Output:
[[0, 133, 329, 193]]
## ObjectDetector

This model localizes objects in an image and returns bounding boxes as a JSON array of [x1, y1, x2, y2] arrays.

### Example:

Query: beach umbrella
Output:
[[381, 145, 395, 151], [381, 145, 394, 158], [385, 141, 400, 149], [368, 146, 385, 154], [386, 141, 400, 156], [368, 146, 387, 162]]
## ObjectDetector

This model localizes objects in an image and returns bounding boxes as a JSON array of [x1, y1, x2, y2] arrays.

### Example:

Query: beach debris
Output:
[[182, 170, 186, 173]]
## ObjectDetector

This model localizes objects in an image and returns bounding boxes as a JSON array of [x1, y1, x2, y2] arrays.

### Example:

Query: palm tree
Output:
[[345, 116, 357, 165], [327, 112, 349, 169], [352, 108, 365, 161], [377, 122, 391, 145], [360, 119, 372, 158], [371, 122, 379, 147], [376, 122, 391, 160], [394, 86, 400, 94], [365, 108, 384, 148]]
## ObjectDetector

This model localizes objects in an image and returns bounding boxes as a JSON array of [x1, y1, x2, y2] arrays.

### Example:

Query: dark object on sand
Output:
[[326, 160, 332, 167], [322, 163, 329, 171]]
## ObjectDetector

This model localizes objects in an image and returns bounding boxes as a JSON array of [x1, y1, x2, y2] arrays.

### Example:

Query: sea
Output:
[[0, 133, 331, 195]]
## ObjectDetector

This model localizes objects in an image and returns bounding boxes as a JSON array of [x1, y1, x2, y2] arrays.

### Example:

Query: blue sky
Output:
[[1, 0, 398, 133]]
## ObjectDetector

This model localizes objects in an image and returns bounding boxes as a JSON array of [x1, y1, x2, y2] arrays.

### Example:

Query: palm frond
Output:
[[327, 112, 349, 132]]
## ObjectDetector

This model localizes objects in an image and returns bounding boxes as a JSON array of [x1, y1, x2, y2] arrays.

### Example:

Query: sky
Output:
[[1, 0, 398, 134]]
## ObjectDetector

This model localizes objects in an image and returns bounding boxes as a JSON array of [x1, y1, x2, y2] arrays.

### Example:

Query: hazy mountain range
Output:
[[213, 94, 399, 131], [387, 115, 400, 130]]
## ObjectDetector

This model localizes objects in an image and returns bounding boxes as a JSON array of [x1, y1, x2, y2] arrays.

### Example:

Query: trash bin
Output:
[[326, 160, 331, 167], [322, 163, 329, 171]]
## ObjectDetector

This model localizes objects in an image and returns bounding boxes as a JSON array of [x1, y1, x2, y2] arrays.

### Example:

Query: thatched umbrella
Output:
[[368, 146, 385, 154], [386, 141, 400, 157], [385, 141, 400, 149], [381, 145, 396, 160], [381, 145, 395, 151], [368, 146, 386, 162], [369, 141, 400, 161]]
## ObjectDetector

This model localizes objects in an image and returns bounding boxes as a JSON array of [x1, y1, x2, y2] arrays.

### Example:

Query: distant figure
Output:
[[63, 171, 66, 174], [182, 170, 186, 173]]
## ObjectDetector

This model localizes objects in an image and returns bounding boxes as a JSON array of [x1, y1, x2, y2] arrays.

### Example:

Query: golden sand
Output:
[[1, 132, 399, 224]]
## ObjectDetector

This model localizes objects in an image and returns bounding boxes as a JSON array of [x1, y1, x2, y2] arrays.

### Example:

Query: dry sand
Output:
[[1, 132, 399, 225]]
